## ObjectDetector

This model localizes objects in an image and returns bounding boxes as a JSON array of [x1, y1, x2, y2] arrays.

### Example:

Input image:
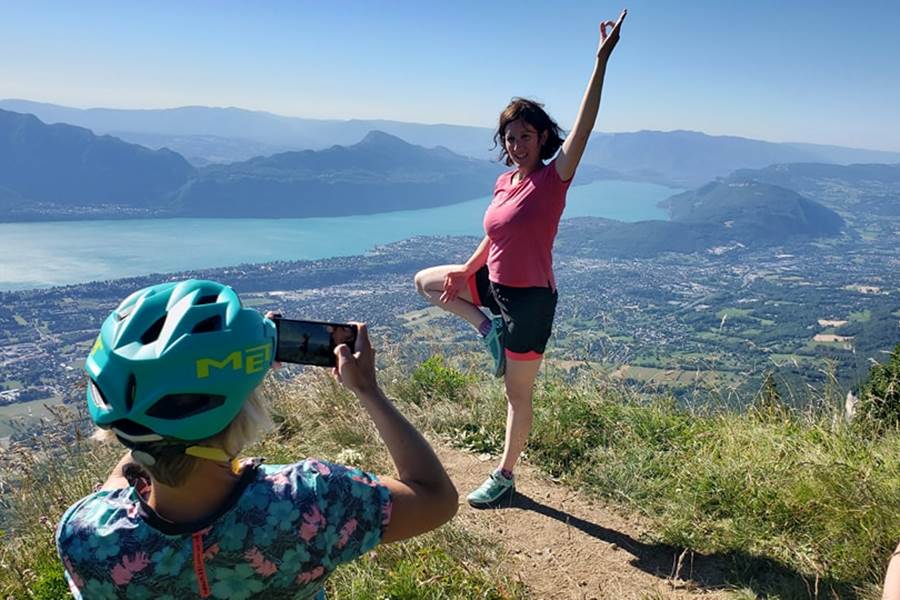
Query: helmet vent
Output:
[[191, 315, 223, 334], [116, 306, 134, 321], [88, 379, 110, 410], [125, 374, 137, 412], [146, 394, 226, 420], [140, 316, 167, 344], [110, 419, 157, 438], [196, 294, 220, 305]]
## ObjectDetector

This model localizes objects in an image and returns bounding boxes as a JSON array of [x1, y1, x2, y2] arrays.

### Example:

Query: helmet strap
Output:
[[185, 445, 241, 475]]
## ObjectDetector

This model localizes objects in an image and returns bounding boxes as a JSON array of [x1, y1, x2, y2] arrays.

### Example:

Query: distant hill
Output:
[[728, 162, 900, 217], [556, 180, 844, 258], [5, 99, 900, 187], [99, 131, 295, 167], [665, 180, 844, 238], [174, 131, 503, 217], [0, 99, 493, 164], [580, 130, 872, 187], [731, 162, 900, 189], [0, 111, 503, 221], [0, 110, 195, 220]]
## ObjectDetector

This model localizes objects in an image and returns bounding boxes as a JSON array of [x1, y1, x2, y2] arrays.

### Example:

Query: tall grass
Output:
[[2, 351, 896, 598], [0, 403, 116, 599], [399, 355, 899, 599], [0, 375, 525, 599]]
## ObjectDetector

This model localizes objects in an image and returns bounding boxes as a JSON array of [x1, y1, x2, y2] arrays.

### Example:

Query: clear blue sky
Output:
[[2, 1, 898, 151]]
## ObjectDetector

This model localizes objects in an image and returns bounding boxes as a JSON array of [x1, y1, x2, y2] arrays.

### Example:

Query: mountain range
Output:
[[1, 103, 887, 259], [4, 99, 900, 187], [174, 131, 502, 217], [0, 109, 500, 220], [0, 110, 195, 215]]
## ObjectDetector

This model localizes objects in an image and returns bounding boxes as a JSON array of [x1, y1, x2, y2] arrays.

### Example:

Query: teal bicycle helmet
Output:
[[85, 279, 275, 445]]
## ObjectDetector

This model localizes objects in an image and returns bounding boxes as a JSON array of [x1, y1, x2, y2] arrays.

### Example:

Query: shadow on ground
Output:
[[498, 491, 857, 599]]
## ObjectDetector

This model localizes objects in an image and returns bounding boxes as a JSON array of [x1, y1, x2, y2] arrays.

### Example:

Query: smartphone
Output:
[[273, 318, 358, 367]]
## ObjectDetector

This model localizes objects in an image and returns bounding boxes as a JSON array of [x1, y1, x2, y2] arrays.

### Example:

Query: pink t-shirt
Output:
[[484, 160, 571, 289]]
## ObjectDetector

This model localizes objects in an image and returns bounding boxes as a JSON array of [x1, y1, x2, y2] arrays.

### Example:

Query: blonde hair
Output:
[[92, 387, 273, 487]]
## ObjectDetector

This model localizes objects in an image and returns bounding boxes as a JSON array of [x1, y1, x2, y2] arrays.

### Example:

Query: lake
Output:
[[0, 180, 675, 291]]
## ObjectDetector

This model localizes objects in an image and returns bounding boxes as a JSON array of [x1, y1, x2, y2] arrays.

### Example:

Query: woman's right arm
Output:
[[334, 324, 458, 543], [440, 236, 490, 303], [463, 235, 491, 274]]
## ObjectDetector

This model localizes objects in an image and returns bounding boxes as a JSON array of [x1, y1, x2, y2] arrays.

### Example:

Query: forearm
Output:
[[565, 58, 609, 158], [558, 10, 625, 181], [463, 236, 491, 274], [358, 387, 453, 492]]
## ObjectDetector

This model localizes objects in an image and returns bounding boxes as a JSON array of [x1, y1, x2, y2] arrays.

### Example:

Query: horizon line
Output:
[[3, 97, 900, 156]]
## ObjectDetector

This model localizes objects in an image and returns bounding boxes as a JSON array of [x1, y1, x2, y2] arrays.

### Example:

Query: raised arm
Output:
[[334, 324, 458, 543], [555, 9, 627, 182]]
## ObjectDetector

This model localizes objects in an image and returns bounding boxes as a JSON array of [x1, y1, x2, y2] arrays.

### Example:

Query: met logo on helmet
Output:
[[195, 344, 271, 379], [90, 335, 104, 357]]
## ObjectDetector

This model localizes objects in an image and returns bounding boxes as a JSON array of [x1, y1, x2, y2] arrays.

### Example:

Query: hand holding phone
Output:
[[332, 323, 378, 397], [273, 317, 358, 368]]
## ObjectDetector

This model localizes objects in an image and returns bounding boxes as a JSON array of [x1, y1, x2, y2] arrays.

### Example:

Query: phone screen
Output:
[[274, 318, 357, 367]]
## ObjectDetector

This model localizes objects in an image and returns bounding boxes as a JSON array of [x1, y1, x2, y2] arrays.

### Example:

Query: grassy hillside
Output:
[[1, 353, 897, 598]]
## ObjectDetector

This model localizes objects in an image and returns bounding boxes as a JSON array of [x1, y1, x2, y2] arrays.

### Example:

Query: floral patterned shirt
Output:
[[55, 459, 392, 600]]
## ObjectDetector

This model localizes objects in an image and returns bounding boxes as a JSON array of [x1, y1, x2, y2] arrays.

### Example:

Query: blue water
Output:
[[0, 180, 675, 291]]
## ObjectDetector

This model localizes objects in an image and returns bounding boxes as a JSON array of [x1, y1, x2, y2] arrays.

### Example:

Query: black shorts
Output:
[[467, 266, 558, 360]]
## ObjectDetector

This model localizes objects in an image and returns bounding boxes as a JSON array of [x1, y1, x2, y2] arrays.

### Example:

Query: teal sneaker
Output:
[[482, 316, 505, 378], [467, 469, 515, 508]]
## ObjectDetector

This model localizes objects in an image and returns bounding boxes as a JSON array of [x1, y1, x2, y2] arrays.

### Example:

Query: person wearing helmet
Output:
[[56, 279, 457, 599]]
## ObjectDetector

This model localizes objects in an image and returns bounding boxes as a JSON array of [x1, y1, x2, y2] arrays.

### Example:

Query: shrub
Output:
[[409, 355, 472, 405], [31, 555, 69, 600], [857, 343, 900, 431]]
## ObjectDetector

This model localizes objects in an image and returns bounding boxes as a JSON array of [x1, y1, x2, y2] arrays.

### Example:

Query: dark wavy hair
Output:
[[492, 98, 565, 166]]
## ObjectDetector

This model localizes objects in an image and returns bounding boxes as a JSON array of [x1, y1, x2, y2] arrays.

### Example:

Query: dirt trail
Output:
[[437, 446, 731, 600]]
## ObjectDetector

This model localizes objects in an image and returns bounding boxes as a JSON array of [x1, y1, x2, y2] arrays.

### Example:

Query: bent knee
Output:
[[414, 270, 441, 298], [413, 271, 429, 296]]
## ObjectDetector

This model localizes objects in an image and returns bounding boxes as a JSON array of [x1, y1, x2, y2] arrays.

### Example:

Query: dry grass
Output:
[[0, 374, 525, 599]]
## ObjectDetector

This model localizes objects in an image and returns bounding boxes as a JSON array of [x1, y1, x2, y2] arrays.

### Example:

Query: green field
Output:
[[717, 307, 752, 318], [849, 309, 872, 322], [0, 397, 64, 437], [769, 353, 813, 366], [614, 364, 739, 387]]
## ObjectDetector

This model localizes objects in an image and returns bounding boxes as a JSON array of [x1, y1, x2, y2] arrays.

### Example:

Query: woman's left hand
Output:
[[598, 9, 627, 61], [440, 270, 468, 304]]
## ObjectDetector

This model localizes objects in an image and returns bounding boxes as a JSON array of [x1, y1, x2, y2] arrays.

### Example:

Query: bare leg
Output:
[[499, 356, 542, 473], [414, 265, 490, 330]]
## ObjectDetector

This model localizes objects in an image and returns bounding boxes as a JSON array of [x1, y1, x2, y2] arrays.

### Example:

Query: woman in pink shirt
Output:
[[415, 10, 627, 507]]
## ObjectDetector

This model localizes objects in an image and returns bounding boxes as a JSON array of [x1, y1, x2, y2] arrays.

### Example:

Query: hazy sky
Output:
[[3, 1, 898, 151]]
